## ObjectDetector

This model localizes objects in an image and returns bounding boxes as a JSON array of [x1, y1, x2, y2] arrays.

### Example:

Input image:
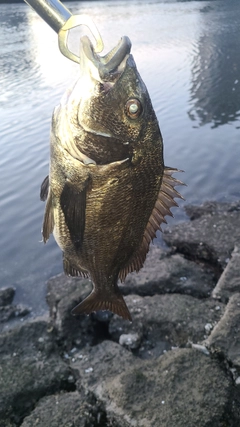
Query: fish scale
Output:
[[40, 35, 184, 321]]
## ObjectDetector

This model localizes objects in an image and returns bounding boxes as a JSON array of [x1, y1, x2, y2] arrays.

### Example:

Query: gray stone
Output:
[[206, 293, 240, 369], [120, 246, 215, 298], [0, 287, 15, 306], [70, 341, 136, 392], [46, 274, 92, 318], [0, 421, 16, 427], [212, 246, 240, 302], [109, 294, 225, 358], [21, 391, 105, 427], [0, 304, 30, 326], [184, 200, 240, 220], [0, 318, 73, 424], [95, 348, 234, 427], [46, 274, 97, 349], [0, 316, 56, 357], [163, 201, 240, 269], [0, 288, 31, 334], [119, 333, 141, 350]]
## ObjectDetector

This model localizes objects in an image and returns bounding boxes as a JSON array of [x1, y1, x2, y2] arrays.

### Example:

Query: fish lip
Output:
[[80, 35, 132, 82]]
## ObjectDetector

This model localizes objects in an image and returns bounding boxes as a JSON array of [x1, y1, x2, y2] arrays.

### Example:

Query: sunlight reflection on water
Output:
[[0, 0, 240, 313]]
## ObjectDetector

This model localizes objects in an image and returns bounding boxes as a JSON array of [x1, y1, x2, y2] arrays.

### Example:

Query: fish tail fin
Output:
[[71, 288, 132, 322]]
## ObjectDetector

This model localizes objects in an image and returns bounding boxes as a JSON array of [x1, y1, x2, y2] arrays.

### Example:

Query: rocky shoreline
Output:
[[1, 200, 240, 427]]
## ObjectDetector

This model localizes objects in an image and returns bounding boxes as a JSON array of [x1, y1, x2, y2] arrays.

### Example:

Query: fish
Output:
[[40, 35, 184, 321]]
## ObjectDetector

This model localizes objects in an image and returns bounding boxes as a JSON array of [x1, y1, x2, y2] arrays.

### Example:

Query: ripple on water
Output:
[[0, 0, 240, 313]]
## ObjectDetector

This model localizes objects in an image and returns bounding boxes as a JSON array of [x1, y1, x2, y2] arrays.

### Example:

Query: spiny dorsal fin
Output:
[[119, 167, 185, 281]]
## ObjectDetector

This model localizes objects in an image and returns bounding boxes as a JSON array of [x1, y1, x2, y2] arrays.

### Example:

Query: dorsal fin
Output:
[[118, 167, 185, 282]]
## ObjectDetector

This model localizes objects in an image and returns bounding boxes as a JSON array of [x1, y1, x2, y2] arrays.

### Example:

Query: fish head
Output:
[[62, 35, 163, 165]]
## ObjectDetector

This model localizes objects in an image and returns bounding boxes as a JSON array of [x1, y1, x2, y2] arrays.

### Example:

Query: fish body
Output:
[[41, 36, 183, 321]]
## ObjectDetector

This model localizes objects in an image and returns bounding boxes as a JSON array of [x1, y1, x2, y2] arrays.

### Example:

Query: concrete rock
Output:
[[96, 348, 234, 427], [21, 391, 105, 427], [163, 201, 240, 269], [0, 304, 30, 326], [0, 318, 73, 425], [70, 341, 136, 392], [119, 333, 141, 350], [46, 274, 92, 318], [0, 317, 55, 357], [0, 287, 30, 332], [2, 200, 240, 426], [185, 200, 240, 220], [120, 246, 215, 298], [0, 421, 16, 427], [0, 287, 15, 306], [212, 246, 240, 302], [46, 274, 100, 349], [109, 294, 225, 358], [207, 293, 240, 370]]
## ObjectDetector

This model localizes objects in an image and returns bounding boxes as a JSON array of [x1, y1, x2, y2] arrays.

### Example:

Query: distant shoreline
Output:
[[0, 0, 81, 3]]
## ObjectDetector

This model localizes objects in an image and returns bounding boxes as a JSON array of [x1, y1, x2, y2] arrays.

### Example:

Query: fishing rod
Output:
[[23, 0, 104, 62]]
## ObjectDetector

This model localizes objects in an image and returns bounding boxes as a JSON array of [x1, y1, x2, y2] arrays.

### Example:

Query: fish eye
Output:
[[125, 99, 142, 119]]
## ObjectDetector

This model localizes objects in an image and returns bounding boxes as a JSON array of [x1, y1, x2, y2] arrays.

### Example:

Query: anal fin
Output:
[[63, 254, 89, 278], [71, 289, 132, 321]]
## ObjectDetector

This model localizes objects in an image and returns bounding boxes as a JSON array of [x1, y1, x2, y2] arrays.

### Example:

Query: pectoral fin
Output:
[[60, 179, 90, 251], [42, 187, 54, 243], [40, 175, 49, 201]]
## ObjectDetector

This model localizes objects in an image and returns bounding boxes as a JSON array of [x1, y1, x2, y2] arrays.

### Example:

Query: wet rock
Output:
[[0, 287, 30, 331], [46, 274, 98, 349], [119, 333, 141, 350], [0, 318, 73, 425], [109, 294, 224, 358], [0, 287, 30, 333], [2, 200, 240, 426], [95, 348, 234, 427], [163, 201, 240, 269], [212, 245, 240, 302], [46, 274, 92, 318], [21, 391, 105, 427], [207, 293, 240, 370], [185, 200, 240, 220], [0, 287, 15, 306], [0, 420, 16, 427], [0, 304, 30, 325], [119, 246, 215, 298], [0, 316, 55, 357], [70, 341, 136, 392]]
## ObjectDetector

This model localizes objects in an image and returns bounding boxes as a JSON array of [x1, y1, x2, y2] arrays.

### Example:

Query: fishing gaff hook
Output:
[[23, 0, 104, 63]]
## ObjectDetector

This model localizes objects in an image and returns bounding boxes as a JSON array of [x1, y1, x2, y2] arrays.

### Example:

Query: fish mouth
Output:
[[80, 35, 132, 83], [77, 35, 132, 139]]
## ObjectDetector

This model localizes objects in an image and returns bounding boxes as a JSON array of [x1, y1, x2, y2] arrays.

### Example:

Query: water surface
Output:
[[0, 0, 240, 314]]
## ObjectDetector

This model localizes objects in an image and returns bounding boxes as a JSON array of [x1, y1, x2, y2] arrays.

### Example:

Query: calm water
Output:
[[0, 0, 240, 314]]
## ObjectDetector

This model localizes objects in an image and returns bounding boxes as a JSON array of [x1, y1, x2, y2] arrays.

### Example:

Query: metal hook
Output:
[[23, 0, 104, 63], [58, 15, 104, 64]]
